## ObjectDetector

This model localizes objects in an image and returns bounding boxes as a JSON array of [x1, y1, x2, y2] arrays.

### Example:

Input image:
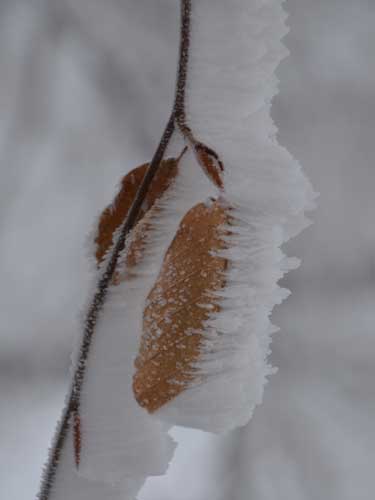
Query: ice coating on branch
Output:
[[77, 149, 216, 484], [154, 0, 316, 431]]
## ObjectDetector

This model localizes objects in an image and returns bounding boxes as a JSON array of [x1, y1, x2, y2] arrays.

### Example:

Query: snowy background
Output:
[[1, 0, 374, 499]]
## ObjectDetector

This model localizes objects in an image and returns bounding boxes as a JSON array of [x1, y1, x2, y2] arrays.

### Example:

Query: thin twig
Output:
[[174, 0, 191, 121], [37, 2, 192, 498], [37, 114, 175, 500]]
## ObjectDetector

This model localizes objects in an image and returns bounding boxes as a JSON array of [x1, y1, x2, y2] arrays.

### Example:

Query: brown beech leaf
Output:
[[193, 142, 224, 189], [133, 200, 230, 413], [95, 157, 180, 266]]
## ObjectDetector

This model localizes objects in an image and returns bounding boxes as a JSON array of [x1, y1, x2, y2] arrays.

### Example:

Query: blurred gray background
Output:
[[0, 1, 374, 499]]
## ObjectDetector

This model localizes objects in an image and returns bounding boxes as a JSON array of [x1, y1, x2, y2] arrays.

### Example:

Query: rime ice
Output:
[[41, 0, 315, 498]]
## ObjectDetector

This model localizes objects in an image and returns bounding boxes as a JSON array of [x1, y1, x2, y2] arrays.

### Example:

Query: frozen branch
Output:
[[38, 2, 192, 499]]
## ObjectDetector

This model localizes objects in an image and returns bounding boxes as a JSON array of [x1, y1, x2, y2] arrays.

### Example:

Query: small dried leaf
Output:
[[194, 142, 224, 189], [133, 200, 229, 413], [95, 158, 179, 265]]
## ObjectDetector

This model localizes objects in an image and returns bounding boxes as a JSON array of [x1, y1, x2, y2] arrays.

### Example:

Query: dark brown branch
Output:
[[37, 3, 192, 498], [38, 0, 224, 495], [174, 0, 192, 122], [37, 114, 175, 500]]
